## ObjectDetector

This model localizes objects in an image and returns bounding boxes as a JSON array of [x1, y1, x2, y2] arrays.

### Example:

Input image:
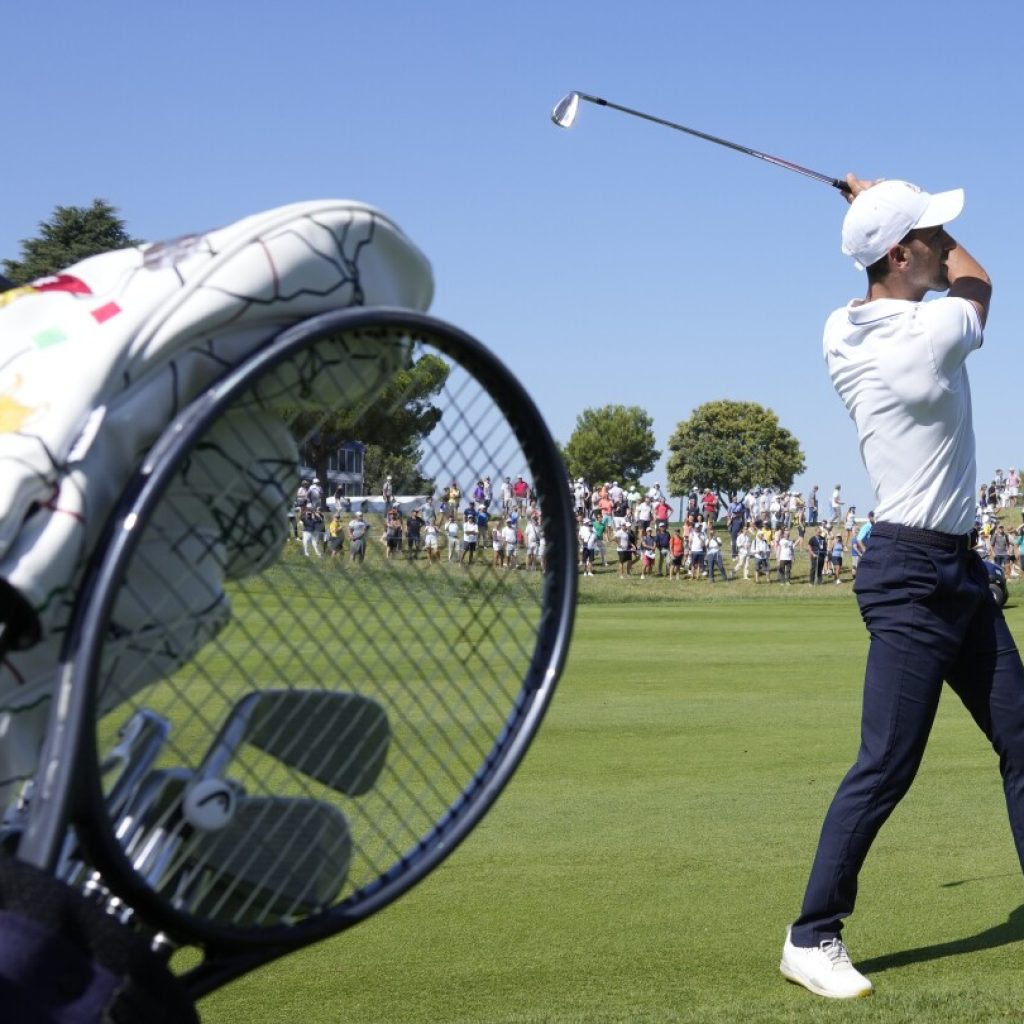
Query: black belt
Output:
[[871, 521, 975, 553]]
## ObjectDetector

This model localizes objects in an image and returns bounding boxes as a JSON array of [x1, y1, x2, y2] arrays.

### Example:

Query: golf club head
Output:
[[183, 796, 351, 926], [551, 92, 580, 128], [197, 689, 389, 797]]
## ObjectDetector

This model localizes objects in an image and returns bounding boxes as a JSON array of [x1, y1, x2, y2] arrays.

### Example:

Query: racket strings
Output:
[[89, 325, 555, 932]]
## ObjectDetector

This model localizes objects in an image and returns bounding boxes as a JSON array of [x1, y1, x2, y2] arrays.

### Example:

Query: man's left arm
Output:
[[945, 239, 991, 328]]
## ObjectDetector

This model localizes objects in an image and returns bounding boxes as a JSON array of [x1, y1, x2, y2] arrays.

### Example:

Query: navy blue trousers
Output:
[[791, 524, 1024, 946]]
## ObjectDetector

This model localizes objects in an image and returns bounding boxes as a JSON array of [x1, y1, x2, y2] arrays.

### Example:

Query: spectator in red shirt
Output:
[[701, 488, 719, 522]]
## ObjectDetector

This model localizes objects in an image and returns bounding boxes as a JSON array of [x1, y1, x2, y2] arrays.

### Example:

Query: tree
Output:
[[563, 405, 660, 486], [3, 200, 142, 284], [295, 352, 450, 494], [666, 400, 805, 499]]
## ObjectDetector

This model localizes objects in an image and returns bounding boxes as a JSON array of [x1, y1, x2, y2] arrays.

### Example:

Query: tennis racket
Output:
[[13, 307, 577, 1000]]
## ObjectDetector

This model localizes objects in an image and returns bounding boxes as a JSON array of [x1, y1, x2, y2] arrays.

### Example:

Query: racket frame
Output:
[[16, 307, 577, 993]]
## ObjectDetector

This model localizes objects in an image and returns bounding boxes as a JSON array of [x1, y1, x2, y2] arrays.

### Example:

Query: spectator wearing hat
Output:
[[688, 524, 706, 579], [301, 505, 323, 558], [807, 484, 820, 526], [445, 514, 460, 561], [830, 484, 843, 525], [460, 512, 479, 564], [638, 527, 656, 579], [578, 519, 595, 576], [807, 525, 827, 584], [572, 478, 588, 517], [502, 518, 518, 569], [307, 477, 324, 511], [423, 517, 439, 563], [383, 508, 403, 560], [525, 515, 542, 571], [348, 511, 369, 562], [614, 520, 633, 578], [777, 531, 794, 584], [829, 532, 845, 584], [706, 530, 727, 583], [751, 528, 771, 583], [475, 503, 490, 545], [654, 522, 671, 576]]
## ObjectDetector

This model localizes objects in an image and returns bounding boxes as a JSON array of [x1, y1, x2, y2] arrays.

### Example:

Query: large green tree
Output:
[[294, 353, 450, 494], [666, 400, 805, 498], [563, 404, 660, 486], [3, 200, 142, 284]]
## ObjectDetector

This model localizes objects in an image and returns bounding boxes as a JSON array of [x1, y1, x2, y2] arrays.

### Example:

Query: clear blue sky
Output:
[[5, 1, 1022, 514]]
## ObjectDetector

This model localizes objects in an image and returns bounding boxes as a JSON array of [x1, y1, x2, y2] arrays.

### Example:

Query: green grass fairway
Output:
[[200, 585, 1024, 1023]]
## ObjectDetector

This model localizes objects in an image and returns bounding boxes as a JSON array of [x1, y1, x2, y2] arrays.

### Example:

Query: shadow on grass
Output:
[[857, 902, 1024, 975]]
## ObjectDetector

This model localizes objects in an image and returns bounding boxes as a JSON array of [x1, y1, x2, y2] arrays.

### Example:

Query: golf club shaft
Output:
[[574, 92, 850, 193]]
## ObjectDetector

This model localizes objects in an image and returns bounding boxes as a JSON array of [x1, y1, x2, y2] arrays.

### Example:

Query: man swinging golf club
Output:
[[781, 174, 1024, 998]]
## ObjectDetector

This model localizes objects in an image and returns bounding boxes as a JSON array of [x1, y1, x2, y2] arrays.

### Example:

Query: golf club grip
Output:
[[19, 308, 577, 997]]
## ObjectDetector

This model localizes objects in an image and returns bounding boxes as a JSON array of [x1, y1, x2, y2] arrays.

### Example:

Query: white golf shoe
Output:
[[780, 928, 873, 999]]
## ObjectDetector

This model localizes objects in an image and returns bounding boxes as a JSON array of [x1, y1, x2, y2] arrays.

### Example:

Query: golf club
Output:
[[78, 688, 374, 929], [184, 796, 352, 925], [197, 689, 389, 796], [551, 91, 850, 193]]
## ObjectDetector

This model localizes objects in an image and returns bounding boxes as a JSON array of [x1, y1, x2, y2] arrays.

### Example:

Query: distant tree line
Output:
[[561, 399, 805, 502]]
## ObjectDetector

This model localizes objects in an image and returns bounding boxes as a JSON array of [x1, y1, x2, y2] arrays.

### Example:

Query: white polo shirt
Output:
[[823, 296, 982, 534]]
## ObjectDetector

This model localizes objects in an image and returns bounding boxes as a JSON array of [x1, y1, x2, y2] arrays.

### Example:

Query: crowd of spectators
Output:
[[977, 467, 1024, 578], [288, 467, 1024, 584], [568, 478, 872, 584], [289, 474, 546, 570], [570, 472, 1024, 584]]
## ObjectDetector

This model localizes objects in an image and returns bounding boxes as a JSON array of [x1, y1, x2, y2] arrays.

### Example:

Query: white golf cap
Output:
[[841, 180, 964, 270]]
